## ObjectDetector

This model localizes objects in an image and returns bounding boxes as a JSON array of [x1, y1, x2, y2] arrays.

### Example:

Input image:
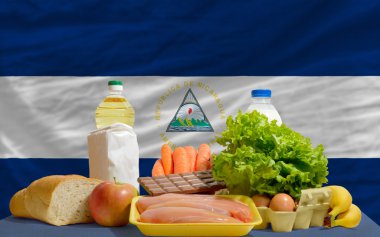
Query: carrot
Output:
[[184, 146, 197, 172], [161, 144, 173, 175], [173, 147, 191, 174], [152, 159, 165, 177], [196, 144, 211, 171]]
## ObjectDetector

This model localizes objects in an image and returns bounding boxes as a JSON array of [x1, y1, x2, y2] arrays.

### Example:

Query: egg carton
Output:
[[254, 187, 331, 232]]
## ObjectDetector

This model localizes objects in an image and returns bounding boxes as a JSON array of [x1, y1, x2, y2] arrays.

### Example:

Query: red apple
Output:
[[88, 181, 138, 227]]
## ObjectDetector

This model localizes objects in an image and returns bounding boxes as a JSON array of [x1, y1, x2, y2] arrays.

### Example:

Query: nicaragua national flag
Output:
[[1, 0, 380, 226]]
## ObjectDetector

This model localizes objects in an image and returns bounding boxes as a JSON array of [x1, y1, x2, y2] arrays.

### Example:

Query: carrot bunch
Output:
[[152, 144, 211, 177]]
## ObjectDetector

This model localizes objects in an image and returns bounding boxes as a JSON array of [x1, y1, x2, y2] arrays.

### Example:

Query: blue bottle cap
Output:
[[251, 89, 271, 98]]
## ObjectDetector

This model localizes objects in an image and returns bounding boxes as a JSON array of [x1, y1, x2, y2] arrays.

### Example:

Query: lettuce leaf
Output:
[[212, 111, 328, 199]]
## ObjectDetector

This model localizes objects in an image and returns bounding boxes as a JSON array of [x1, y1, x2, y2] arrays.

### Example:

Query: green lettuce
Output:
[[212, 111, 328, 199]]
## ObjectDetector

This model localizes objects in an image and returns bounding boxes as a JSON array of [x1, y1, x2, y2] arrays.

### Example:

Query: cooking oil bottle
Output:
[[95, 80, 135, 128]]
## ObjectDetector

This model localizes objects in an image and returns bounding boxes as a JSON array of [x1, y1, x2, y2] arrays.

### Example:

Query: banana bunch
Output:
[[326, 185, 361, 228]]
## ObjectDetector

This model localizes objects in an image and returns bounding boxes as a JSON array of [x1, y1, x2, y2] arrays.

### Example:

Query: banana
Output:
[[333, 204, 362, 228], [327, 185, 352, 226]]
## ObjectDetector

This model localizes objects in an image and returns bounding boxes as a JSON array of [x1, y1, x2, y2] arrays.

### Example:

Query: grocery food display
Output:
[[7, 85, 364, 236]]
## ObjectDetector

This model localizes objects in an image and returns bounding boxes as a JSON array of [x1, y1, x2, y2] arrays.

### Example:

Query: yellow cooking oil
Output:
[[95, 81, 135, 128]]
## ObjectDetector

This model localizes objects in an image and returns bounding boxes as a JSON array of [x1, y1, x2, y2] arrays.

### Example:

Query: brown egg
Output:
[[269, 193, 295, 212], [252, 194, 271, 207]]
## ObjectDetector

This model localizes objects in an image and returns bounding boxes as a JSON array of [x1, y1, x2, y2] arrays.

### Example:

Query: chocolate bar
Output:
[[138, 170, 226, 196]]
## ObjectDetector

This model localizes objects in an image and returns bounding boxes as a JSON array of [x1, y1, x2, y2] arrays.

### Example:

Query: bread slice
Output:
[[9, 175, 102, 226]]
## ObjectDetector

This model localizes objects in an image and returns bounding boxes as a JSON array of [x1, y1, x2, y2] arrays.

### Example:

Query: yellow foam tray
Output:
[[129, 195, 262, 236]]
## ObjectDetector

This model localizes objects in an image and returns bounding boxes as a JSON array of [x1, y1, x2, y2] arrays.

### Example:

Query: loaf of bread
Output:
[[9, 175, 102, 226]]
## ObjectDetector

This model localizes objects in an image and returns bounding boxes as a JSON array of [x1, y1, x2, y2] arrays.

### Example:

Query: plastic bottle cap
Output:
[[108, 81, 123, 91], [108, 80, 123, 86], [251, 89, 271, 98]]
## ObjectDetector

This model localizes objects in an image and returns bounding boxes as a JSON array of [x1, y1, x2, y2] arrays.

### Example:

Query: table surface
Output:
[[1, 214, 379, 237]]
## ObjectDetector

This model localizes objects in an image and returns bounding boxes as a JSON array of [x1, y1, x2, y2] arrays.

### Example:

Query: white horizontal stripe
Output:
[[1, 76, 379, 158]]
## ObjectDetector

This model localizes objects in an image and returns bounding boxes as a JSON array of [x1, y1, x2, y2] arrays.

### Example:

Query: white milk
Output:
[[87, 123, 139, 190], [246, 90, 282, 125]]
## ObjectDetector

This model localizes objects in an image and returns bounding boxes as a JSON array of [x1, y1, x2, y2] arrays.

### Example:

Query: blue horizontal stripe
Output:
[[0, 158, 379, 225], [1, 0, 380, 76]]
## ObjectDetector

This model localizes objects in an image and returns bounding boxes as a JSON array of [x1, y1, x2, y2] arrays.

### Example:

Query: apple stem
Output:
[[113, 177, 117, 184]]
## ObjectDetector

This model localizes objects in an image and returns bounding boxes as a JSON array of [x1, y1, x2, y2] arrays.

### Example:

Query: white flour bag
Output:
[[87, 123, 139, 189]]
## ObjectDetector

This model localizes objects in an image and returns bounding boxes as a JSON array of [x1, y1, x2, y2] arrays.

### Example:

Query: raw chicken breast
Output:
[[136, 194, 253, 222], [147, 200, 230, 216], [140, 207, 243, 223], [137, 194, 215, 213], [203, 198, 253, 223]]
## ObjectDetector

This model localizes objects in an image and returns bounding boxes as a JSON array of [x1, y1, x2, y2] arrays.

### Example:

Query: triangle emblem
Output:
[[166, 89, 214, 132]]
